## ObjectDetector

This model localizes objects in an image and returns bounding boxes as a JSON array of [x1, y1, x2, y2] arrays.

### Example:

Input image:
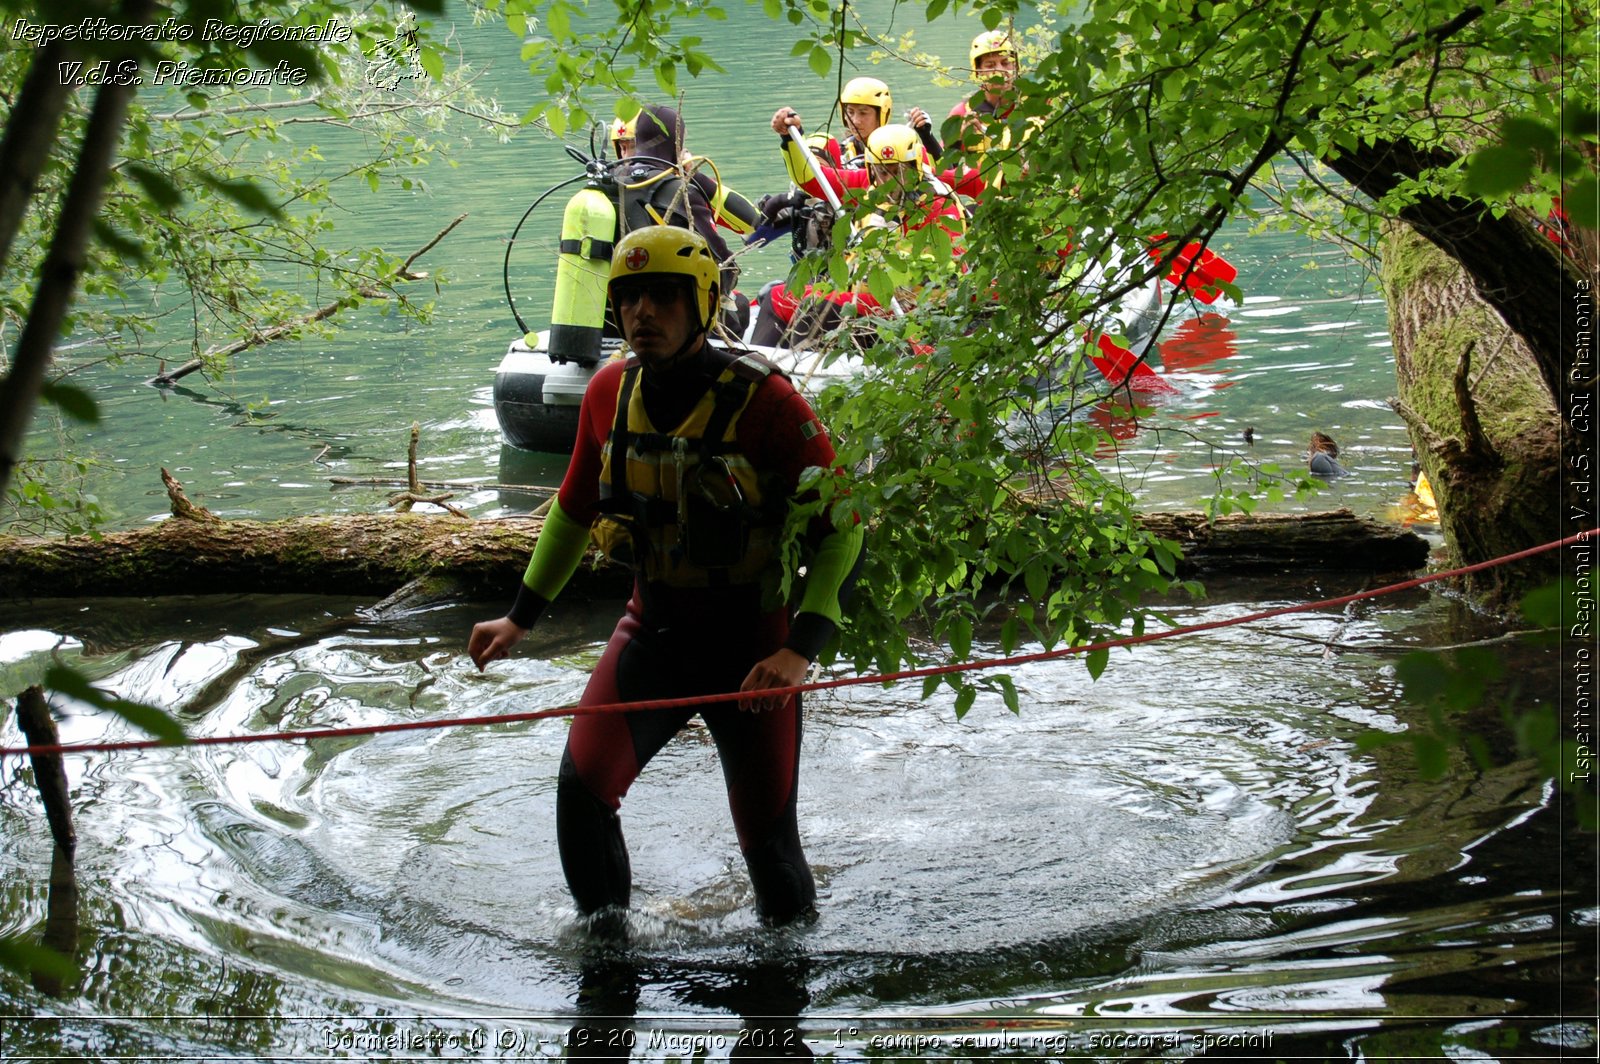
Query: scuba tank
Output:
[[548, 181, 616, 365]]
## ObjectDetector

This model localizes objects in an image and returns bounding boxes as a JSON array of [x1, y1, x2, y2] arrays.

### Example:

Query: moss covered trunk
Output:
[[1381, 225, 1564, 611]]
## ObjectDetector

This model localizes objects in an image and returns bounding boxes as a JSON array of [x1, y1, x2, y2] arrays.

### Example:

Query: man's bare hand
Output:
[[468, 617, 527, 672], [738, 647, 809, 712]]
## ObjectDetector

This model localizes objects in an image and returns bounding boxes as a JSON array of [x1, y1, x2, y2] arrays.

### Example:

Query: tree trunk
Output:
[[0, 0, 155, 500], [0, 508, 1428, 601], [1324, 135, 1590, 435], [1381, 224, 1562, 611]]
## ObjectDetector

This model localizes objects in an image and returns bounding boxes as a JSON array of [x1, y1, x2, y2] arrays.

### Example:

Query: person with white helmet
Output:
[[470, 226, 864, 929]]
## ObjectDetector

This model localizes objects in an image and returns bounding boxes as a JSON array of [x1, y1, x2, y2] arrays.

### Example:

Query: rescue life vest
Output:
[[592, 350, 789, 589]]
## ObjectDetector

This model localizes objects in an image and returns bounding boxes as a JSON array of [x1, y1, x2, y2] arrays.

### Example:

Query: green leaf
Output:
[[1520, 582, 1561, 628], [1563, 106, 1600, 142], [123, 163, 183, 209], [1084, 646, 1109, 681], [981, 6, 1003, 29], [1564, 175, 1598, 230], [999, 616, 1018, 653], [1395, 651, 1450, 702], [954, 683, 977, 718], [1500, 116, 1560, 157], [419, 47, 445, 81], [1412, 734, 1449, 780], [655, 58, 678, 96], [1464, 145, 1535, 197], [547, 2, 571, 39], [45, 666, 186, 746], [90, 218, 146, 262], [0, 935, 76, 984], [996, 674, 1019, 715], [198, 174, 284, 218], [40, 382, 99, 425], [946, 614, 972, 660], [808, 44, 831, 78]]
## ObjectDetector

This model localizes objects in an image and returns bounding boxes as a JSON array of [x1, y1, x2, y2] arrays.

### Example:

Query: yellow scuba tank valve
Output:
[[549, 184, 616, 364]]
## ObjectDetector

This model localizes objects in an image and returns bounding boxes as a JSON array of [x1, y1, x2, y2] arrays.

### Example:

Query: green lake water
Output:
[[2, 5, 1593, 1060]]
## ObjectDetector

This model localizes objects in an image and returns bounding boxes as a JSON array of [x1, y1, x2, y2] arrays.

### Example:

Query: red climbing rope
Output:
[[3, 528, 1593, 760]]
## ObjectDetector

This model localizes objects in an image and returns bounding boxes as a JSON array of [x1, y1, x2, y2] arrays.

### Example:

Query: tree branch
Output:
[[1454, 339, 1499, 466], [0, 0, 155, 500], [0, 39, 78, 275], [146, 213, 466, 386]]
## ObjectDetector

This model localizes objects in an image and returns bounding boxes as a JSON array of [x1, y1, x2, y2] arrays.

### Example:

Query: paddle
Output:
[[1146, 234, 1238, 304], [787, 126, 845, 213], [1088, 332, 1179, 394]]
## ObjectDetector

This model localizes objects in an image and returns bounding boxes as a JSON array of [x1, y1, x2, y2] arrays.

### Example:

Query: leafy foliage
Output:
[[497, 0, 1594, 686], [1, 0, 515, 532]]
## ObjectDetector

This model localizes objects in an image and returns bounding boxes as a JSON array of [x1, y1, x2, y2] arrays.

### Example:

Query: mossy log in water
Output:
[[0, 506, 1428, 601]]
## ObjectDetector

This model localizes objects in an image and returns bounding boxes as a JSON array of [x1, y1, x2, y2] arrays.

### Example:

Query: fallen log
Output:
[[0, 506, 1430, 601], [1139, 509, 1432, 575]]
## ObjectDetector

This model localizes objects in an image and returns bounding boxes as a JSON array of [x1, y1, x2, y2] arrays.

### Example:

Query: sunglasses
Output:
[[611, 276, 690, 307]]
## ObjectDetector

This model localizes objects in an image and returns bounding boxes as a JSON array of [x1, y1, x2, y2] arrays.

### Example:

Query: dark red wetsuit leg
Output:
[[556, 591, 815, 923]]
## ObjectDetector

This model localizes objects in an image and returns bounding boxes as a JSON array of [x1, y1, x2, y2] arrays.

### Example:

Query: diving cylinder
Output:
[[548, 184, 616, 364]]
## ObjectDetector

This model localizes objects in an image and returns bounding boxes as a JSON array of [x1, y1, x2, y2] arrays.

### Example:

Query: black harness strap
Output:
[[560, 237, 615, 260]]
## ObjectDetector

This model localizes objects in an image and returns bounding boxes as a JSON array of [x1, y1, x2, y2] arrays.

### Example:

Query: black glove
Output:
[[759, 189, 805, 224]]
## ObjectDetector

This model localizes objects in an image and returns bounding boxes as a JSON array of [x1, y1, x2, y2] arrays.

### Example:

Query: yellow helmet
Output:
[[839, 76, 892, 128], [865, 123, 924, 168], [607, 225, 721, 331], [608, 114, 637, 154], [969, 29, 1017, 69]]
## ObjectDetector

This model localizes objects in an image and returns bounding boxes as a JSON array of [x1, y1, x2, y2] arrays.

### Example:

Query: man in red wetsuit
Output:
[[469, 225, 863, 928], [947, 29, 1019, 158]]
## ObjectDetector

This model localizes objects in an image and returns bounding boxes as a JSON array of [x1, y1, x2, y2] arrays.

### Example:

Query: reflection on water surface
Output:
[[1, 585, 1591, 1059]]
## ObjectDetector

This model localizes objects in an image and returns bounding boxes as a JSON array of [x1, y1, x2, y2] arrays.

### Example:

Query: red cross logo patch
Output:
[[881, 146, 896, 159], [624, 246, 650, 271]]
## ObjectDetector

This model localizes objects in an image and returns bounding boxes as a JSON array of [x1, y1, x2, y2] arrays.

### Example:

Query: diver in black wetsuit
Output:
[[614, 105, 760, 336]]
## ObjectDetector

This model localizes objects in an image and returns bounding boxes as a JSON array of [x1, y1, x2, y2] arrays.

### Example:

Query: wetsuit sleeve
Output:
[[917, 121, 944, 163], [786, 517, 865, 661], [507, 499, 592, 627], [709, 179, 759, 236], [779, 135, 851, 203]]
